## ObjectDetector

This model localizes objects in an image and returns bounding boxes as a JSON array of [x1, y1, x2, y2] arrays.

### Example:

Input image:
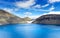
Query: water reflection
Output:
[[15, 24, 41, 38], [0, 24, 60, 38]]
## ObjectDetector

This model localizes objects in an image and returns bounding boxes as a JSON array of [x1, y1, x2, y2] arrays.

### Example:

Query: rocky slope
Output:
[[32, 14, 60, 25], [0, 10, 25, 25], [23, 17, 32, 21]]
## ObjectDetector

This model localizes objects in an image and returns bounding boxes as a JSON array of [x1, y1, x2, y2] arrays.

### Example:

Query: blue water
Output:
[[0, 24, 60, 38]]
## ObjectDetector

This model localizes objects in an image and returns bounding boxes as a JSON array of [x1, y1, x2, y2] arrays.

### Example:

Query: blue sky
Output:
[[0, 0, 60, 19]]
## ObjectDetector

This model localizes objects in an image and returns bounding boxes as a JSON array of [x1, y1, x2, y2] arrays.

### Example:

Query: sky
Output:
[[0, 0, 60, 19]]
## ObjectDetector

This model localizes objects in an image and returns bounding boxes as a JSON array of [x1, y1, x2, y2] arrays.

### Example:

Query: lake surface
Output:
[[0, 24, 60, 38]]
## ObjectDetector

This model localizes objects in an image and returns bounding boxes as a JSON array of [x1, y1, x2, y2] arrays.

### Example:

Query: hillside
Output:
[[0, 10, 25, 25], [32, 14, 60, 25]]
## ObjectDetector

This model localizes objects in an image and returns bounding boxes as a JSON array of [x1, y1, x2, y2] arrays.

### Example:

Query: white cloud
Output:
[[32, 4, 49, 9], [29, 11, 60, 19], [42, 4, 49, 7], [42, 11, 60, 16], [24, 12, 40, 19], [49, 6, 55, 11], [24, 12, 32, 17], [3, 8, 13, 13], [48, 0, 60, 3], [29, 15, 40, 19], [1, 8, 21, 17], [33, 4, 41, 8], [31, 8, 50, 12], [15, 0, 35, 8], [2, 8, 19, 13], [48, 11, 60, 14], [14, 8, 19, 11], [37, 11, 60, 18]]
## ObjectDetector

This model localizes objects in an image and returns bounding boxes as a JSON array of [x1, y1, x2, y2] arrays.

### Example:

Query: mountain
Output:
[[0, 9, 25, 25], [23, 17, 32, 21], [32, 14, 60, 25]]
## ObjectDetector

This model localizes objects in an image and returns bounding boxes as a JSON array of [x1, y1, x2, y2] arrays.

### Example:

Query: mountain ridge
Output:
[[0, 9, 24, 25], [32, 14, 60, 25]]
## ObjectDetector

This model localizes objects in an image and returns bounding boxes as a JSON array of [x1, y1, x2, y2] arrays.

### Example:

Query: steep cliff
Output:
[[0, 10, 24, 25], [32, 14, 60, 25]]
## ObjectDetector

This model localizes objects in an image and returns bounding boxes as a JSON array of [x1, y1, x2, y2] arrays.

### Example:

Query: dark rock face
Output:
[[32, 14, 60, 24], [0, 10, 23, 25]]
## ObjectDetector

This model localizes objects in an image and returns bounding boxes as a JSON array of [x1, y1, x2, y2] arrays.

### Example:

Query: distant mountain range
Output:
[[0, 9, 32, 25], [1, 9, 60, 25]]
